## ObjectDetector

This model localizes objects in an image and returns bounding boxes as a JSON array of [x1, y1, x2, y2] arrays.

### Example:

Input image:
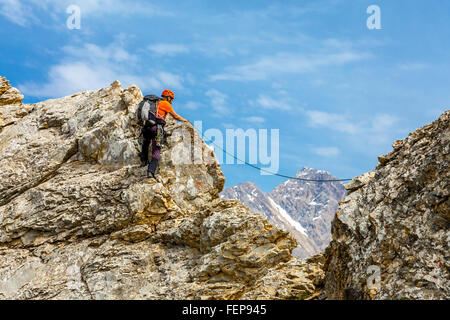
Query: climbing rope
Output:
[[202, 136, 353, 183], [165, 123, 353, 182]]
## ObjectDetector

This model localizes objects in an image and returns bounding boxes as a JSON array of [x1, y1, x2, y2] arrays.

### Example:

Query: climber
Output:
[[140, 89, 188, 179]]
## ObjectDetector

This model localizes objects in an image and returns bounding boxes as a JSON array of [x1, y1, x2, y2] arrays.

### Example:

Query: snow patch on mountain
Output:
[[268, 197, 308, 237]]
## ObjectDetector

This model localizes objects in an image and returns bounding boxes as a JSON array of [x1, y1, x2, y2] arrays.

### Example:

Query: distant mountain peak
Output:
[[221, 167, 347, 258], [295, 167, 332, 178]]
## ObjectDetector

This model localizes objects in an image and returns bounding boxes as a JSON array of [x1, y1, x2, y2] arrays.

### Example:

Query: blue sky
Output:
[[1, 0, 449, 192]]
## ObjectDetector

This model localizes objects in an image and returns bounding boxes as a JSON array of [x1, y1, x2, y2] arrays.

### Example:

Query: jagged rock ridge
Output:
[[2, 74, 447, 300], [0, 76, 323, 300], [324, 110, 449, 300]]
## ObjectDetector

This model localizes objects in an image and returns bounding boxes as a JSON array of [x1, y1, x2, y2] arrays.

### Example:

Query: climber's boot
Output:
[[140, 155, 148, 167], [147, 158, 159, 179]]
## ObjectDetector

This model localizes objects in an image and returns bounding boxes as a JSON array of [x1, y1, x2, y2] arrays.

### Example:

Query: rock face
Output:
[[0, 77, 23, 107], [221, 169, 347, 258], [0, 77, 27, 134], [324, 110, 450, 300], [0, 76, 321, 300], [241, 253, 325, 300], [3, 74, 446, 300]]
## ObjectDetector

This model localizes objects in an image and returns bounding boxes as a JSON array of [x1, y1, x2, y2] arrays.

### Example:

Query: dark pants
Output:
[[142, 125, 160, 160], [141, 122, 164, 175]]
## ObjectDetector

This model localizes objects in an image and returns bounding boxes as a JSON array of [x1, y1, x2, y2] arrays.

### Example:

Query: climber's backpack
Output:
[[136, 94, 161, 126]]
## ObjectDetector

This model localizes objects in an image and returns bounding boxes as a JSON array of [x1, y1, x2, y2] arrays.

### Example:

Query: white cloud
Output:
[[304, 109, 403, 152], [313, 146, 340, 157], [19, 62, 117, 97], [3, 0, 173, 27], [205, 89, 229, 115], [20, 62, 183, 98], [184, 101, 201, 110], [31, 0, 172, 16], [256, 95, 277, 109], [19, 39, 183, 98], [255, 95, 291, 111], [211, 51, 369, 81], [62, 42, 138, 64], [158, 72, 183, 89], [221, 123, 237, 129], [147, 44, 189, 56], [366, 114, 400, 145], [306, 110, 360, 134], [19, 62, 155, 98], [371, 114, 399, 131], [245, 116, 266, 124], [0, 0, 38, 26]]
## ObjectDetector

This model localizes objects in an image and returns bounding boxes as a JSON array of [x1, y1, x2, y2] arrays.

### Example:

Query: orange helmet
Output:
[[161, 89, 175, 100]]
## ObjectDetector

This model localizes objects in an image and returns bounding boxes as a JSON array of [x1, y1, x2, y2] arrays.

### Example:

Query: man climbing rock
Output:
[[140, 89, 188, 179]]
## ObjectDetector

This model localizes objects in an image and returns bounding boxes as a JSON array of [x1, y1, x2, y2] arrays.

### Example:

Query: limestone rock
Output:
[[0, 76, 318, 300], [242, 254, 325, 300], [0, 77, 23, 106], [324, 110, 450, 300], [0, 77, 29, 134]]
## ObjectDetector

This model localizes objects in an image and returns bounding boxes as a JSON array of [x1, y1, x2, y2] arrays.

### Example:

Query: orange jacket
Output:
[[156, 100, 174, 121]]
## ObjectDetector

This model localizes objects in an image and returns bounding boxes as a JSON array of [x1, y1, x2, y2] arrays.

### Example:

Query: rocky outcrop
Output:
[[242, 253, 325, 300], [0, 76, 320, 300], [0, 77, 28, 134], [0, 77, 23, 106], [4, 74, 445, 300], [324, 110, 449, 300]]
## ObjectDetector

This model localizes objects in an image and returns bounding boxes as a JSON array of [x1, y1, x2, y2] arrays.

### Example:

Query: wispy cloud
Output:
[[158, 72, 183, 89], [306, 110, 360, 134], [0, 0, 38, 26], [205, 89, 229, 115], [245, 116, 266, 124], [147, 44, 189, 56], [254, 95, 292, 111], [62, 42, 138, 64], [31, 0, 172, 16], [19, 39, 183, 98], [211, 51, 369, 81], [371, 114, 399, 131], [313, 146, 340, 157], [2, 0, 173, 27], [304, 109, 403, 149], [221, 123, 237, 129], [20, 62, 128, 97], [366, 114, 400, 145], [184, 101, 202, 110]]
